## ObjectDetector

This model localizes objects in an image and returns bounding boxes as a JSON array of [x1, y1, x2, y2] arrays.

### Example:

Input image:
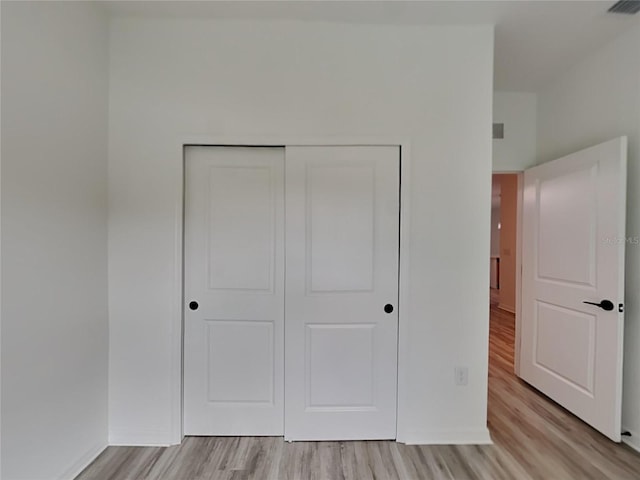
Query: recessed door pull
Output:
[[583, 300, 614, 311]]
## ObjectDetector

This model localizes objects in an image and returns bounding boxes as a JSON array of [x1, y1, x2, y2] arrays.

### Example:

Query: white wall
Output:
[[1, 2, 109, 478], [536, 24, 640, 451], [108, 18, 494, 444], [493, 92, 537, 171]]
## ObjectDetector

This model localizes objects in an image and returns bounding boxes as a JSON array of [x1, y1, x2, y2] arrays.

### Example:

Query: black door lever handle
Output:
[[583, 300, 615, 311]]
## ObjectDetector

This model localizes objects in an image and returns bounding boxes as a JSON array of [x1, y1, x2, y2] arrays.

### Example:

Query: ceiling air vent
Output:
[[608, 1, 640, 14], [493, 123, 504, 139]]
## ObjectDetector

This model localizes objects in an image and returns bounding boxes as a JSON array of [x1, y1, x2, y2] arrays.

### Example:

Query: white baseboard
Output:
[[399, 428, 492, 445], [109, 428, 174, 447], [621, 427, 640, 453], [498, 303, 515, 314], [58, 441, 107, 480]]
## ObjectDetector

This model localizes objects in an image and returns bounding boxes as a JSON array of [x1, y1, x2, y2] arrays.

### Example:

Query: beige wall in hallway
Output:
[[495, 174, 518, 313]]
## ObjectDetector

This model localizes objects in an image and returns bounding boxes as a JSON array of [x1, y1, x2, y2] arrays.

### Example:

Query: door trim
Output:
[[171, 136, 413, 444]]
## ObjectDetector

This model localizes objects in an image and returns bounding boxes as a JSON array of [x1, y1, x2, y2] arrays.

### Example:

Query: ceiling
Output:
[[103, 0, 640, 92]]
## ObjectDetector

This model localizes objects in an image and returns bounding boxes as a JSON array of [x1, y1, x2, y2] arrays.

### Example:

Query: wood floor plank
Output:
[[76, 306, 640, 479]]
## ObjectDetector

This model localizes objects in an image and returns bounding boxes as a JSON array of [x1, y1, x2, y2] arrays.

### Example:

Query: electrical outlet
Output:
[[455, 367, 468, 386]]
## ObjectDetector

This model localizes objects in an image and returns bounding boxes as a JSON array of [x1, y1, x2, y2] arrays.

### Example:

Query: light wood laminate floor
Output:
[[77, 307, 640, 479]]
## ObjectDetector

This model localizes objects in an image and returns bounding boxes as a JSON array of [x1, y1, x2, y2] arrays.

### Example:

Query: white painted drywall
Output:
[[493, 92, 537, 171], [1, 2, 109, 478], [536, 23, 640, 451], [107, 18, 494, 444]]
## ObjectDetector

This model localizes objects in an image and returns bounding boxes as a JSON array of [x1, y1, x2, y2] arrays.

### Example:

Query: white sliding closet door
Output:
[[183, 146, 285, 435], [284, 146, 400, 441]]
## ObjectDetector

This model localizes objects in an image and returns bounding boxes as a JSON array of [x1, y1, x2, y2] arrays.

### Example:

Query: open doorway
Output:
[[489, 173, 519, 373], [490, 174, 518, 315], [488, 138, 628, 446]]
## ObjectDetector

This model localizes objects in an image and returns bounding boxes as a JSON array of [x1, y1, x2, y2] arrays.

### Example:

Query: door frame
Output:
[[171, 136, 413, 444]]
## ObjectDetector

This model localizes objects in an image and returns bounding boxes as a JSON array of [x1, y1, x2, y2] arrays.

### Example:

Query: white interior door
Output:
[[284, 146, 400, 441], [184, 146, 284, 435], [521, 137, 627, 441]]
